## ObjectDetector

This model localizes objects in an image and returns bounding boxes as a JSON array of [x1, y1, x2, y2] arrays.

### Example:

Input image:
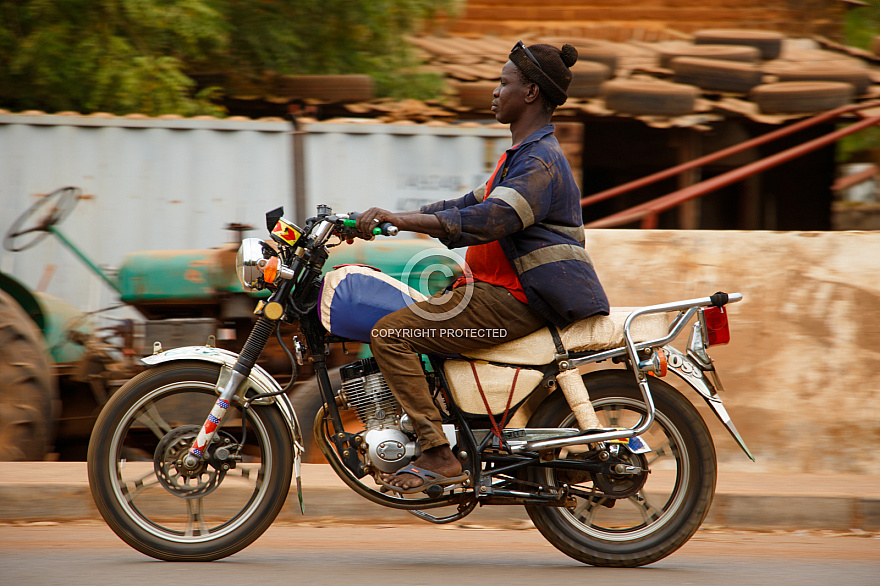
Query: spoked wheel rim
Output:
[[543, 397, 691, 542], [106, 381, 273, 544]]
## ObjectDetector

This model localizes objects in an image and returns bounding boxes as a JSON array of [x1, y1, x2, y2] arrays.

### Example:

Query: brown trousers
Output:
[[370, 282, 546, 450]]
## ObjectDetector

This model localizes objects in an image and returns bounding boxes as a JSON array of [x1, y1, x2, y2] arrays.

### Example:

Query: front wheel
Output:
[[87, 362, 293, 561], [523, 370, 716, 567]]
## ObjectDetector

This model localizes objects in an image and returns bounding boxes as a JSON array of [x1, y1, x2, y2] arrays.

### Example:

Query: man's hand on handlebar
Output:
[[354, 207, 399, 238]]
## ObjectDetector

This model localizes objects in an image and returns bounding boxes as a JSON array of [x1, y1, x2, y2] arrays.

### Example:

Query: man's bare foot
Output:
[[382, 445, 462, 491]]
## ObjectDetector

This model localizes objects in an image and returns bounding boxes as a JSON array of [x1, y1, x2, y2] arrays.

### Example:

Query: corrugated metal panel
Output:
[[301, 121, 510, 222], [0, 113, 293, 316]]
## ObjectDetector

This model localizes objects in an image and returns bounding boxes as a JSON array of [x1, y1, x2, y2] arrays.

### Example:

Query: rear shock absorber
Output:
[[183, 316, 277, 468]]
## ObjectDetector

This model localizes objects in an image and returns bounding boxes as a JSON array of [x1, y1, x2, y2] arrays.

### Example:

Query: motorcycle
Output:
[[87, 205, 753, 566]]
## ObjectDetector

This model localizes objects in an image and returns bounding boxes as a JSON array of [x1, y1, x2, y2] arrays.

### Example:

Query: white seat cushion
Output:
[[444, 360, 545, 415], [462, 309, 669, 366]]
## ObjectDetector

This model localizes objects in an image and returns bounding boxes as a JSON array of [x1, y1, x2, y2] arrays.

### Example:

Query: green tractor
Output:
[[0, 187, 460, 460]]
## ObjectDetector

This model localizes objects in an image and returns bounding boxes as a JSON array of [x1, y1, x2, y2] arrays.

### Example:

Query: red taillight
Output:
[[703, 306, 730, 346]]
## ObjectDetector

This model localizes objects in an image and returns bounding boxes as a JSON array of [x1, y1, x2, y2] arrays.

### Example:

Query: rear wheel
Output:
[[523, 370, 716, 567], [87, 362, 292, 561]]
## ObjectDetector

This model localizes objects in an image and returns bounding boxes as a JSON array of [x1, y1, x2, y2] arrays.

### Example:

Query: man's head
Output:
[[508, 41, 578, 112]]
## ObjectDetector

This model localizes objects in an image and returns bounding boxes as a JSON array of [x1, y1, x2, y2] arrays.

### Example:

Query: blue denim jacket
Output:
[[421, 125, 609, 328]]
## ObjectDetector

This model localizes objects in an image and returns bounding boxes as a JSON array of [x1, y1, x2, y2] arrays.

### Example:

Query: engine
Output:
[[338, 358, 419, 473]]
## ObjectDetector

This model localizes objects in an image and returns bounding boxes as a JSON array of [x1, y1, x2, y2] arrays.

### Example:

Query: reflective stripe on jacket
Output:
[[421, 125, 610, 328]]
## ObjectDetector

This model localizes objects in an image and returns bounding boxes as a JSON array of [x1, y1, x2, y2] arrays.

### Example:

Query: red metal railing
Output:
[[581, 101, 880, 229]]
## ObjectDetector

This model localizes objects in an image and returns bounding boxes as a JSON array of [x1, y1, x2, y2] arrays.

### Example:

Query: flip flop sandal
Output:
[[376, 464, 469, 495]]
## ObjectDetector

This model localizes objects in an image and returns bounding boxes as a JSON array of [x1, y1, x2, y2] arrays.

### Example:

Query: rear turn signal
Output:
[[640, 349, 667, 377]]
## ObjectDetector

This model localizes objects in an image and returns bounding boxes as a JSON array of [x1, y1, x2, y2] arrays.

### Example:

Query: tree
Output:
[[217, 0, 458, 99], [839, 1, 880, 161], [844, 0, 880, 51], [0, 0, 228, 115], [0, 0, 460, 116]]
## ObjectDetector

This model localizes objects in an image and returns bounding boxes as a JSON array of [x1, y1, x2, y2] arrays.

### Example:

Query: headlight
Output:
[[236, 238, 268, 290]]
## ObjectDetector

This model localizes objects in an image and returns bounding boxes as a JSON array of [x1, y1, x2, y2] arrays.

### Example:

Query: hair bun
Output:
[[561, 44, 578, 68]]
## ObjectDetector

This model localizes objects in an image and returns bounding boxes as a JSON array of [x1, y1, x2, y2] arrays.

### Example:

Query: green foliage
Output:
[[216, 0, 459, 95], [0, 0, 227, 115], [373, 71, 447, 101], [0, 0, 460, 116], [840, 2, 880, 161], [844, 0, 880, 51]]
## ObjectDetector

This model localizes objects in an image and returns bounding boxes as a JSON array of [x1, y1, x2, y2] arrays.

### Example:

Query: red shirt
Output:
[[453, 149, 528, 304]]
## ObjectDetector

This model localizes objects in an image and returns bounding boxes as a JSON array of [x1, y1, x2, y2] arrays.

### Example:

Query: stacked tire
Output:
[[693, 29, 785, 60], [762, 62, 871, 96], [750, 82, 855, 114], [569, 61, 612, 99], [601, 79, 699, 117], [671, 57, 763, 94]]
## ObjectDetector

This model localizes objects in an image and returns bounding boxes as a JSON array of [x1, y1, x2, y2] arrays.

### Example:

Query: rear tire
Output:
[[88, 361, 292, 561], [523, 370, 716, 567]]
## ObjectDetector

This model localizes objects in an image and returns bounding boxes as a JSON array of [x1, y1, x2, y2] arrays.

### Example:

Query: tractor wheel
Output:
[[0, 289, 59, 460]]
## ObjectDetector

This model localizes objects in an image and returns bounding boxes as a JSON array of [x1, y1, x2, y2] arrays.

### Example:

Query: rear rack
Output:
[[521, 292, 742, 452]]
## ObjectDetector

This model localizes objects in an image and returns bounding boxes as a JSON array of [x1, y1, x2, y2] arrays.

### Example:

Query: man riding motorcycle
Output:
[[356, 41, 610, 493]]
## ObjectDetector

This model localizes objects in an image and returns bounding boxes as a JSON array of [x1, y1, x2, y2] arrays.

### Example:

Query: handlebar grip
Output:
[[342, 216, 398, 236], [709, 291, 729, 307], [378, 222, 399, 237]]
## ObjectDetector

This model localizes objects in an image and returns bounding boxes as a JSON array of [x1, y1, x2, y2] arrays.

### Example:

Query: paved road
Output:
[[1, 521, 878, 585]]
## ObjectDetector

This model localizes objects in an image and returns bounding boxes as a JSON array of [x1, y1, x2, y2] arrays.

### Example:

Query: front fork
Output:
[[183, 316, 278, 469]]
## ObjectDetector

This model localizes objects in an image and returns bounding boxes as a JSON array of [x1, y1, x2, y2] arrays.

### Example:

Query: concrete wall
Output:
[[585, 229, 880, 475]]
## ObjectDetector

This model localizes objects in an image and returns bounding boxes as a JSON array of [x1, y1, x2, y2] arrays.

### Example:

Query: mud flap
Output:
[[662, 345, 755, 461]]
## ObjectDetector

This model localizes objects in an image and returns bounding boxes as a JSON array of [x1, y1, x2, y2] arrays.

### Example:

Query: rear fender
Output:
[[142, 346, 304, 453], [661, 345, 755, 461]]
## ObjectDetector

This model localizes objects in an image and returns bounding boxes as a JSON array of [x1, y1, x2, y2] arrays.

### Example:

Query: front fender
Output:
[[142, 346, 304, 453], [661, 345, 755, 461]]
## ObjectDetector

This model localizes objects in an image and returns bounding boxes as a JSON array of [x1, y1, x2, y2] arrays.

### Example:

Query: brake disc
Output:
[[154, 425, 232, 499]]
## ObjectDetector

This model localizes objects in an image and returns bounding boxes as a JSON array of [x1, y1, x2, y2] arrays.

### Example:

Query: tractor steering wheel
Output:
[[3, 187, 81, 252]]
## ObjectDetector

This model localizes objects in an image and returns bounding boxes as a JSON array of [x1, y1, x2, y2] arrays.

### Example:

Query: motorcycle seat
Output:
[[462, 309, 669, 366]]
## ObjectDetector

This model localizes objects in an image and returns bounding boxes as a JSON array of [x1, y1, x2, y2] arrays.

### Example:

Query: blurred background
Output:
[[1, 0, 879, 473]]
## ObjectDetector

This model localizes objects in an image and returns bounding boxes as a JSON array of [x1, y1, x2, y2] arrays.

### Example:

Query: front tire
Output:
[[87, 361, 293, 561], [524, 370, 716, 567]]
